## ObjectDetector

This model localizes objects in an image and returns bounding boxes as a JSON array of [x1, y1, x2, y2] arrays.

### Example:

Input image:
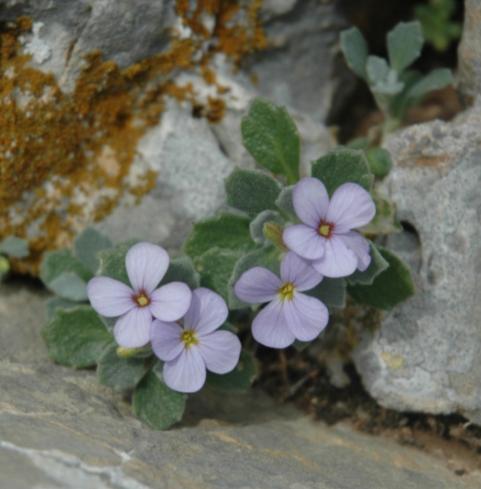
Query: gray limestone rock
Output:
[[1, 360, 481, 489], [354, 106, 481, 421]]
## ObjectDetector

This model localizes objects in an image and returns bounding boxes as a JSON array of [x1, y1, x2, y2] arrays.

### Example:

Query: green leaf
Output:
[[275, 185, 296, 219], [361, 195, 401, 235], [225, 168, 282, 218], [46, 297, 79, 318], [306, 278, 346, 309], [194, 248, 243, 301], [249, 210, 284, 245], [40, 250, 92, 300], [347, 137, 369, 150], [0, 256, 10, 280], [366, 148, 392, 178], [42, 306, 112, 368], [207, 351, 258, 392], [348, 247, 415, 310], [371, 69, 404, 96], [228, 246, 280, 309], [132, 370, 186, 430], [241, 98, 300, 184], [347, 244, 389, 286], [366, 56, 389, 84], [162, 255, 200, 289], [340, 27, 369, 80], [311, 148, 373, 195], [387, 21, 423, 73], [48, 272, 89, 301], [97, 344, 149, 391], [0, 236, 29, 258], [184, 213, 255, 260], [74, 228, 112, 274], [405, 68, 453, 101], [97, 240, 138, 285]]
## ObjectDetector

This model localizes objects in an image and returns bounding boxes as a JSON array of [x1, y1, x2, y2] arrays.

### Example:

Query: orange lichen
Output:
[[0, 1, 267, 274]]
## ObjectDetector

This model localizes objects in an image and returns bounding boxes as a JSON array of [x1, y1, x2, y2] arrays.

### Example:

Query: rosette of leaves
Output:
[[40, 228, 257, 430], [341, 21, 453, 135], [0, 236, 29, 281], [184, 98, 414, 320]]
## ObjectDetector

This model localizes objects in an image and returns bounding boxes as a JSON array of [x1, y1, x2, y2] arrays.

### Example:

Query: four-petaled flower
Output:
[[87, 242, 192, 348], [283, 177, 376, 278], [151, 288, 241, 393], [234, 252, 328, 349]]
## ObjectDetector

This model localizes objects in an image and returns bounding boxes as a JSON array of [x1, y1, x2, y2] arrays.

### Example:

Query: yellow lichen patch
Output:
[[0, 2, 267, 274]]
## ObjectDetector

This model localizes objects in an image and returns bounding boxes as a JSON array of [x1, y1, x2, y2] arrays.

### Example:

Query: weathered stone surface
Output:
[[458, 0, 481, 102], [354, 106, 481, 421], [2, 360, 481, 489], [1, 0, 337, 267], [0, 282, 49, 364]]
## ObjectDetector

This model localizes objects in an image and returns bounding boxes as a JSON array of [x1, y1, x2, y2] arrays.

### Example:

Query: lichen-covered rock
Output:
[[354, 106, 481, 422], [0, 0, 340, 273]]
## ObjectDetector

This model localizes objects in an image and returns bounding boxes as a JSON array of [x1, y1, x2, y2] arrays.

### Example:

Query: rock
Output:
[[0, 281, 49, 364], [1, 360, 480, 489], [354, 106, 481, 421], [458, 0, 481, 103], [0, 0, 338, 271]]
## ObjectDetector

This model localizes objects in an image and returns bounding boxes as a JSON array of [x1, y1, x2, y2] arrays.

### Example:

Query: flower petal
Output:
[[283, 224, 326, 260], [163, 347, 206, 393], [280, 252, 323, 291], [150, 282, 192, 322], [184, 288, 228, 334], [292, 177, 329, 227], [113, 307, 152, 348], [234, 267, 281, 304], [326, 183, 376, 233], [252, 300, 296, 349], [311, 235, 358, 278], [87, 276, 135, 317], [342, 231, 371, 271], [126, 242, 169, 293], [283, 292, 329, 342], [150, 319, 184, 362], [198, 330, 241, 374]]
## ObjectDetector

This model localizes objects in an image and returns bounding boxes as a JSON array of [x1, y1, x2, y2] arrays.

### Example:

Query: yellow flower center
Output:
[[181, 330, 199, 349], [318, 221, 334, 238], [278, 282, 295, 301], [135, 293, 150, 307]]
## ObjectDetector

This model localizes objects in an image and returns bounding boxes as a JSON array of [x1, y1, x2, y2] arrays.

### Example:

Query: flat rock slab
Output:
[[1, 361, 480, 489]]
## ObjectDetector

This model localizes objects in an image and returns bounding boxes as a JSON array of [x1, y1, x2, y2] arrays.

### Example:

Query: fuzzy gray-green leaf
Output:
[[74, 228, 113, 274], [207, 351, 258, 392], [347, 244, 389, 286], [311, 148, 373, 195], [0, 236, 29, 258], [162, 255, 200, 289], [340, 27, 369, 80], [387, 21, 423, 73], [241, 98, 300, 184], [42, 306, 112, 368], [97, 344, 149, 391], [225, 168, 281, 218], [132, 370, 186, 430], [348, 247, 415, 310]]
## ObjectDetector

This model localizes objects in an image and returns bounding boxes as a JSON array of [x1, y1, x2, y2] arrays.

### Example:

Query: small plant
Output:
[[41, 98, 414, 430], [0, 236, 29, 280], [341, 20, 453, 136], [415, 0, 461, 52]]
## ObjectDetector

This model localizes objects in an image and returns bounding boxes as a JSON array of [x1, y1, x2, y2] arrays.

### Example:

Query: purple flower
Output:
[[87, 242, 192, 348], [234, 252, 329, 349], [283, 177, 375, 278], [151, 288, 241, 393]]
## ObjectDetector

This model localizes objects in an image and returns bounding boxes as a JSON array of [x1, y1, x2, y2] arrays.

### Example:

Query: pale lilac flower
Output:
[[151, 288, 241, 393], [87, 242, 191, 349], [234, 252, 329, 349], [283, 177, 375, 278]]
